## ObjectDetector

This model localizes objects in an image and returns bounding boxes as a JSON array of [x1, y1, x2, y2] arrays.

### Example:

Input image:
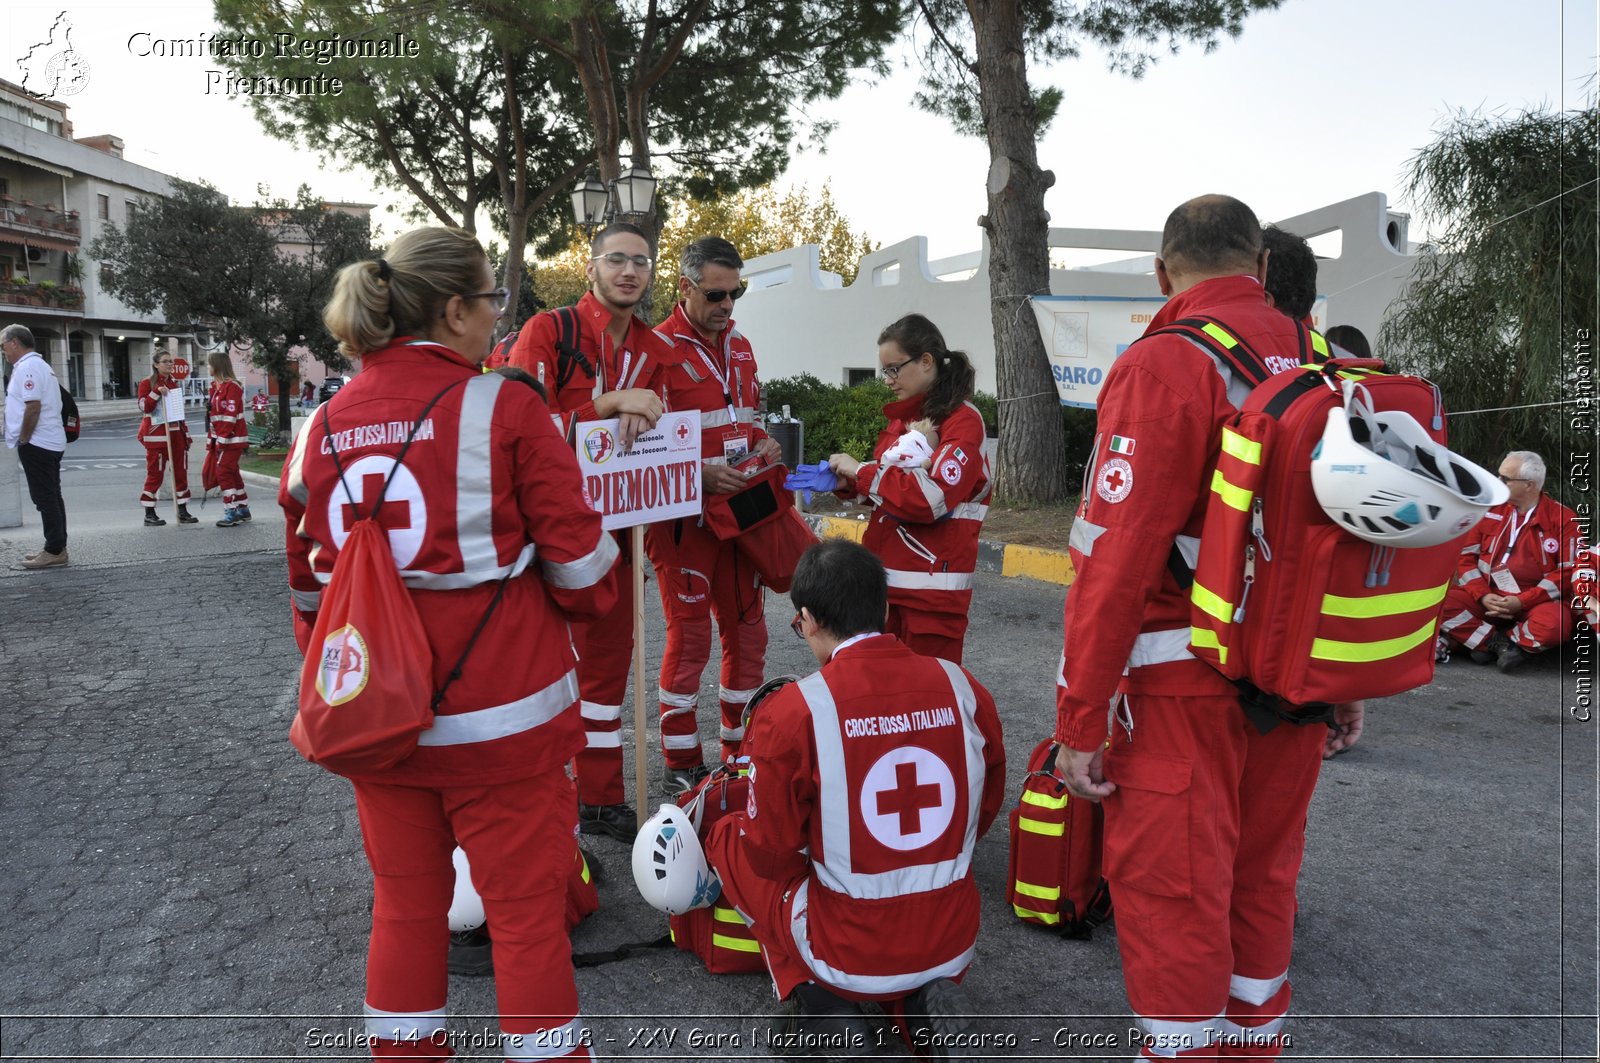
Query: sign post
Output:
[[573, 411, 702, 830]]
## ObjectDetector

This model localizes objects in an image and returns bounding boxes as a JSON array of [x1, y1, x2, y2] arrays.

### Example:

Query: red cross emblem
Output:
[[876, 761, 943, 835], [861, 747, 956, 851], [675, 420, 691, 444], [341, 472, 414, 535], [1096, 457, 1134, 503]]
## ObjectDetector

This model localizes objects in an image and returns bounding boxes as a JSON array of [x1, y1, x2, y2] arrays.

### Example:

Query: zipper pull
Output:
[[1251, 497, 1272, 561], [1236, 545, 1256, 622]]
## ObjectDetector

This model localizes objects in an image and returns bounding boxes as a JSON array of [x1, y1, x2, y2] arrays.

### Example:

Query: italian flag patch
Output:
[[1109, 435, 1136, 455]]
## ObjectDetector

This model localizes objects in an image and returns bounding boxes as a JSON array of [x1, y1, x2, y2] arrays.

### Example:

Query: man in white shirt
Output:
[[3, 324, 69, 569]]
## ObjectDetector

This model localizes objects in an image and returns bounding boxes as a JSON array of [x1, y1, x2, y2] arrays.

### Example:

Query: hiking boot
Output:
[[143, 508, 167, 527], [1497, 640, 1530, 673], [661, 763, 710, 797], [447, 924, 493, 977], [18, 549, 68, 570], [235, 504, 253, 522], [216, 508, 242, 528], [767, 982, 882, 1059], [176, 505, 199, 524], [903, 978, 978, 1058], [578, 802, 638, 842]]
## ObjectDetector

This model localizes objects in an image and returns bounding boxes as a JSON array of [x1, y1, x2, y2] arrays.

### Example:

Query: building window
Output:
[[100, 264, 117, 288], [97, 194, 109, 220], [125, 201, 138, 221], [0, 177, 8, 197], [845, 368, 876, 388]]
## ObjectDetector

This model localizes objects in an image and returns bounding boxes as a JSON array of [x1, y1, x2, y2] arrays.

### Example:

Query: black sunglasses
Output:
[[691, 279, 747, 304]]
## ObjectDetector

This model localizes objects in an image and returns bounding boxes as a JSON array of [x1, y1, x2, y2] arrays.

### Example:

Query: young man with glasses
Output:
[[647, 235, 781, 794], [1439, 450, 1582, 671], [506, 221, 679, 842]]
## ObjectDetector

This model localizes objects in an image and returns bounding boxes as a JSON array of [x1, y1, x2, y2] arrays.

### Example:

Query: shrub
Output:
[[764, 374, 893, 464]]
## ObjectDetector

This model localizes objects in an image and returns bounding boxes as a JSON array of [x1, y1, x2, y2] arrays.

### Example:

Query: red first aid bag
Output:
[[1006, 737, 1112, 938], [201, 443, 220, 493], [668, 766, 766, 973], [736, 507, 818, 593], [702, 462, 793, 540]]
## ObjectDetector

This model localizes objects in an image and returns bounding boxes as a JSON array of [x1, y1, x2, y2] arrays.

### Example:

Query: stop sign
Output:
[[171, 357, 192, 380]]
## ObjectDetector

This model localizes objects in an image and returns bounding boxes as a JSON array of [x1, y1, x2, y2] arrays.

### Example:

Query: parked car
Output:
[[318, 377, 346, 402]]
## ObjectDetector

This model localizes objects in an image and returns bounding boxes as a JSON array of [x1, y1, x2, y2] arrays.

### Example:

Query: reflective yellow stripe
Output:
[[712, 933, 762, 953], [1021, 788, 1069, 810], [1019, 817, 1065, 837], [1310, 331, 1330, 358], [1210, 469, 1252, 512], [1015, 904, 1061, 925], [580, 856, 591, 885], [1191, 581, 1234, 625], [1014, 879, 1061, 901], [712, 906, 744, 924], [1201, 322, 1238, 348], [1321, 582, 1450, 619], [1190, 626, 1229, 666], [1310, 620, 1437, 663], [1220, 428, 1262, 466]]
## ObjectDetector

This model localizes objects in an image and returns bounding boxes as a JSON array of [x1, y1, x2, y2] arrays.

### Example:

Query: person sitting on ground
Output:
[[701, 539, 1006, 1048], [1439, 450, 1583, 671]]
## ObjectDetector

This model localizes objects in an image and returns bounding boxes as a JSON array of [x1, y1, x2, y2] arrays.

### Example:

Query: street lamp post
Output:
[[570, 164, 659, 238]]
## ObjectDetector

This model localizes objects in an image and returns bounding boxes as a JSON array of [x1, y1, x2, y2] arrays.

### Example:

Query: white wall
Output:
[[733, 193, 1419, 399]]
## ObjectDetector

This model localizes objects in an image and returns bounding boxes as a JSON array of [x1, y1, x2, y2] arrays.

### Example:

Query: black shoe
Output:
[[903, 978, 977, 1058], [448, 924, 493, 977], [1497, 641, 1530, 673], [578, 802, 638, 842], [1469, 647, 1495, 665], [176, 505, 199, 524], [236, 505, 252, 522], [660, 763, 711, 797], [143, 508, 166, 527], [768, 982, 882, 1059]]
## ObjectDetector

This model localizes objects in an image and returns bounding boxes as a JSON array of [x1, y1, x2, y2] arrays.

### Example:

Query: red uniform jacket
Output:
[[654, 303, 770, 463], [506, 291, 680, 438], [835, 395, 991, 619], [709, 634, 1006, 997], [1056, 275, 1306, 751], [137, 375, 189, 445], [208, 379, 248, 447], [279, 340, 619, 787], [1454, 494, 1583, 609]]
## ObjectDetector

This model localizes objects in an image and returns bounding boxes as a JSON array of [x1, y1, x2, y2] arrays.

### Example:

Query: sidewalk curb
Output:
[[800, 512, 1075, 588]]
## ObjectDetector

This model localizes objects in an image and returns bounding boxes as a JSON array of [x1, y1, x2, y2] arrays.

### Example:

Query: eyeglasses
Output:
[[591, 252, 654, 271], [1497, 474, 1531, 484], [880, 356, 918, 380], [690, 279, 747, 304], [462, 287, 510, 315], [790, 612, 806, 640]]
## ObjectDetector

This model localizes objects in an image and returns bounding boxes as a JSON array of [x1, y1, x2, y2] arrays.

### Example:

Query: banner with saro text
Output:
[[1028, 295, 1167, 409], [574, 412, 702, 531]]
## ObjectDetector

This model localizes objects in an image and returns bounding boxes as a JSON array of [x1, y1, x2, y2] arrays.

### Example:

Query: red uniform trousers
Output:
[[141, 430, 192, 505], [1102, 692, 1324, 1060], [214, 445, 248, 508], [572, 554, 632, 807], [1439, 586, 1573, 654], [352, 769, 590, 1061], [885, 600, 969, 664], [646, 518, 768, 769]]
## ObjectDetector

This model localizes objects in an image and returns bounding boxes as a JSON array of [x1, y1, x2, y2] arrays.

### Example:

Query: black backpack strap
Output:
[[1145, 316, 1274, 388], [571, 932, 673, 969], [552, 305, 591, 391]]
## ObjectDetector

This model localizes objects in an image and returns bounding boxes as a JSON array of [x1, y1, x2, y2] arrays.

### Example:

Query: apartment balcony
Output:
[[0, 279, 85, 312], [0, 197, 81, 250]]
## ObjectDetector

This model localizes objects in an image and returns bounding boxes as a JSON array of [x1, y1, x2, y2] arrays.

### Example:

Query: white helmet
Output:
[[631, 804, 722, 915], [1310, 386, 1507, 548], [448, 847, 486, 932]]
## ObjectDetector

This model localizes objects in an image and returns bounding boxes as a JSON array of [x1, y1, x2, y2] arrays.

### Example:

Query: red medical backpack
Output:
[[668, 766, 766, 974], [1006, 738, 1112, 937]]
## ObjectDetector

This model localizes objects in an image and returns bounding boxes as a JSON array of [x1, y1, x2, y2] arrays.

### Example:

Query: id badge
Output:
[[722, 431, 750, 469], [1490, 565, 1522, 594]]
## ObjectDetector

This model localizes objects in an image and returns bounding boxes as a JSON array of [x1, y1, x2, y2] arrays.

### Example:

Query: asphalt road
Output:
[[0, 462, 1595, 1062]]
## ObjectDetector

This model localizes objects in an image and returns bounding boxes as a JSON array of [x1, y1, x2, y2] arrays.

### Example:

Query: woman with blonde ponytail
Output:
[[827, 313, 991, 661], [280, 226, 618, 1062], [205, 350, 250, 526]]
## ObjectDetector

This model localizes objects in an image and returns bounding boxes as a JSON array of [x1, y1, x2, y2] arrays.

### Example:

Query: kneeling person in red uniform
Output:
[[703, 540, 1006, 1045]]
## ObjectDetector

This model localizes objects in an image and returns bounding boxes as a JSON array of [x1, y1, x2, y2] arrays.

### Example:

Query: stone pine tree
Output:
[[1380, 102, 1598, 500], [911, 0, 1281, 503]]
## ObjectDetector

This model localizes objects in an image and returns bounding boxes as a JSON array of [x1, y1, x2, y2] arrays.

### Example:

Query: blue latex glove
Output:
[[783, 461, 840, 504]]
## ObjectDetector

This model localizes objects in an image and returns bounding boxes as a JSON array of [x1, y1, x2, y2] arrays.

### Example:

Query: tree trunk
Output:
[[968, 0, 1068, 504]]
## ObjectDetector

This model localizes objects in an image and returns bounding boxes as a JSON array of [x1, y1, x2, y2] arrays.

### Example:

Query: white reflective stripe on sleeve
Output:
[[1538, 579, 1561, 600], [1173, 534, 1201, 570], [585, 731, 622, 749], [290, 587, 321, 612], [363, 1003, 447, 1042], [719, 685, 760, 705], [1133, 1013, 1229, 1057], [1228, 971, 1287, 1006], [789, 878, 975, 996], [1461, 543, 1481, 555], [580, 701, 621, 723], [1055, 651, 1068, 690], [502, 1017, 587, 1062], [1068, 518, 1106, 557], [864, 465, 947, 520], [542, 532, 619, 590], [456, 374, 506, 574], [949, 502, 988, 521], [659, 686, 698, 708], [1458, 567, 1484, 585], [885, 570, 975, 592], [417, 669, 578, 746], [663, 734, 702, 750], [1126, 628, 1194, 668], [719, 725, 745, 742]]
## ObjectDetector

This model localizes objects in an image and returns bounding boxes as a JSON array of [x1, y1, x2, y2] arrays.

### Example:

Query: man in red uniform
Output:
[[1439, 450, 1581, 671], [704, 539, 1005, 1044], [1054, 196, 1363, 1060], [508, 222, 677, 841], [648, 236, 780, 793]]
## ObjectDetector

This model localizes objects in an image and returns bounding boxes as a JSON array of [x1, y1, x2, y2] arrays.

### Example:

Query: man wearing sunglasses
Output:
[[505, 221, 680, 843], [647, 236, 782, 794], [1439, 450, 1582, 671]]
